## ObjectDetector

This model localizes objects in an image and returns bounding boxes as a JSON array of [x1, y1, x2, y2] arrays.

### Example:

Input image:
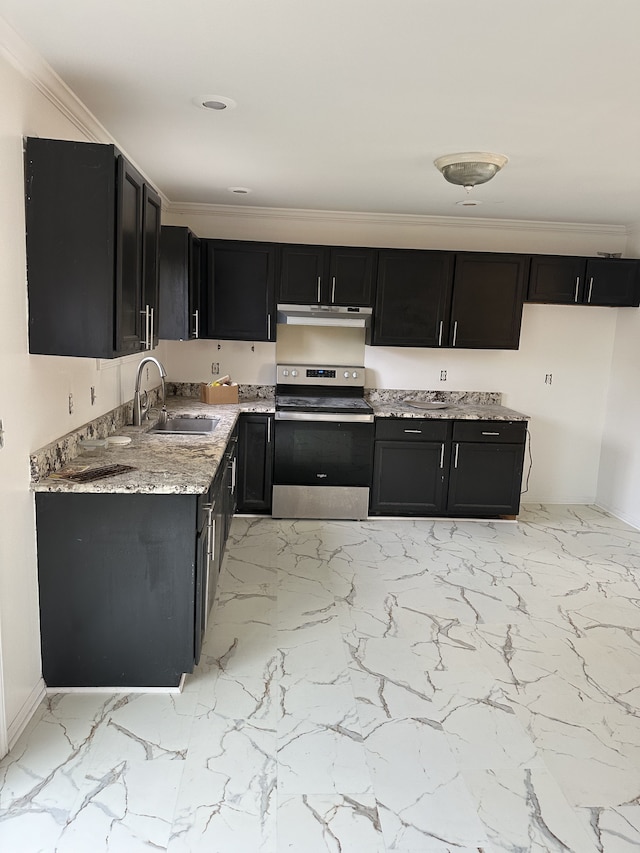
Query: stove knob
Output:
[[282, 369, 289, 377], [352, 371, 358, 379], [291, 369, 298, 377], [343, 371, 350, 379]]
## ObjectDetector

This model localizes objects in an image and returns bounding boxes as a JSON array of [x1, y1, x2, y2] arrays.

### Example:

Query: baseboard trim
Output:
[[7, 678, 46, 752], [45, 673, 186, 695]]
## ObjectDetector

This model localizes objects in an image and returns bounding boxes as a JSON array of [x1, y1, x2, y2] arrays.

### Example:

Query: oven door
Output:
[[273, 416, 374, 487]]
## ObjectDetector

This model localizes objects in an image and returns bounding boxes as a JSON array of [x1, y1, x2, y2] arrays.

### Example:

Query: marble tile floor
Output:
[[3, 505, 640, 851]]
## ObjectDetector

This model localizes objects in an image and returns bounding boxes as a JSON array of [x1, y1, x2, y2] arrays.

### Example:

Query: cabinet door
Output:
[[206, 240, 276, 341], [373, 250, 454, 347], [279, 244, 327, 303], [142, 185, 161, 349], [447, 442, 525, 516], [159, 226, 189, 340], [237, 415, 274, 513], [189, 235, 202, 338], [527, 255, 586, 304], [584, 258, 640, 307], [115, 156, 144, 354], [370, 440, 448, 515], [329, 247, 376, 306], [451, 254, 527, 349]]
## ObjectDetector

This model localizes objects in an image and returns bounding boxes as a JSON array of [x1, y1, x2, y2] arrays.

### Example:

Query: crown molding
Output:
[[167, 201, 629, 236], [0, 16, 171, 208]]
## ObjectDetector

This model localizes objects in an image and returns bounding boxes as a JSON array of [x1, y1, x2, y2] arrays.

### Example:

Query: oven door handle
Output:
[[275, 411, 374, 423]]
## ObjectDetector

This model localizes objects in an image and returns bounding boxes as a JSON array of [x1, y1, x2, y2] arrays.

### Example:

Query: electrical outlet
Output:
[[68, 393, 74, 414], [211, 362, 220, 375], [440, 369, 447, 382], [0, 419, 4, 449], [90, 386, 96, 405], [146, 367, 149, 381], [545, 373, 553, 385]]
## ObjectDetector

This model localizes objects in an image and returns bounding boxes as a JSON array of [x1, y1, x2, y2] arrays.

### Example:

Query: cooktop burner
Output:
[[276, 395, 373, 414]]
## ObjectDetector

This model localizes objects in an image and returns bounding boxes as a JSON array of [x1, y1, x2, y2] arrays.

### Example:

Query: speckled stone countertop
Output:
[[31, 396, 275, 495], [32, 388, 527, 496], [367, 389, 528, 421]]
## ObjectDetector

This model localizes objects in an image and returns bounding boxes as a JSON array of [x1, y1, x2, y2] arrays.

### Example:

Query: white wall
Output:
[[0, 34, 165, 751], [597, 225, 640, 526]]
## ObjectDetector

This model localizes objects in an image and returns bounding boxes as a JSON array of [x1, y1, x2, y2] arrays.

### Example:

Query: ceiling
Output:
[[2, 0, 640, 226]]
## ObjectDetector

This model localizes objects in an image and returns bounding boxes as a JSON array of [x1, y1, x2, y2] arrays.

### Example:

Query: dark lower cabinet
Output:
[[447, 421, 527, 516], [36, 492, 199, 688], [370, 418, 527, 518], [35, 433, 238, 688], [237, 414, 273, 513], [370, 418, 449, 515]]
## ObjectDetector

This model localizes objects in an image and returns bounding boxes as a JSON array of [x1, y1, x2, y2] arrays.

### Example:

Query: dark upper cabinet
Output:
[[527, 255, 586, 304], [142, 185, 161, 349], [373, 250, 454, 346], [203, 240, 276, 341], [237, 414, 273, 514], [25, 137, 161, 358], [527, 255, 640, 306], [584, 258, 640, 307], [279, 244, 376, 306], [450, 253, 527, 349], [158, 226, 201, 340]]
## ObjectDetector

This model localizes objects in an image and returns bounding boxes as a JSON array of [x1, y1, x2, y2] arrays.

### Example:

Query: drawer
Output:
[[375, 418, 450, 442], [452, 420, 527, 444]]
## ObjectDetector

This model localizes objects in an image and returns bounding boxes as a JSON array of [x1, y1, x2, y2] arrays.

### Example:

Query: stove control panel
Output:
[[277, 364, 364, 387]]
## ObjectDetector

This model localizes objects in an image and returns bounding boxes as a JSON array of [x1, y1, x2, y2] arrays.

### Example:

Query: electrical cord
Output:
[[520, 425, 533, 495]]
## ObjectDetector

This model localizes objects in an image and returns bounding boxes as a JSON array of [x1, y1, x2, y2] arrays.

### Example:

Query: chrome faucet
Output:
[[133, 356, 167, 426]]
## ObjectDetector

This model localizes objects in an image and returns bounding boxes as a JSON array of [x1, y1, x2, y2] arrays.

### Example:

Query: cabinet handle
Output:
[[231, 457, 237, 493], [482, 431, 500, 436], [454, 443, 459, 468], [331, 276, 336, 303], [317, 276, 321, 303], [440, 443, 445, 469], [267, 313, 271, 340], [193, 309, 199, 339], [587, 277, 594, 303], [140, 306, 150, 350], [574, 277, 580, 303], [452, 320, 458, 347], [267, 417, 271, 443], [404, 429, 422, 434], [438, 320, 443, 346], [150, 306, 155, 348]]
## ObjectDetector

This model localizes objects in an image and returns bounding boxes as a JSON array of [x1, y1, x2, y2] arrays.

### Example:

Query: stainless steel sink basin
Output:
[[148, 416, 220, 435]]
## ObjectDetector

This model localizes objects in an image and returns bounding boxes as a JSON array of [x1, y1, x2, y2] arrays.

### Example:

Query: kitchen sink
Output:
[[147, 416, 220, 435]]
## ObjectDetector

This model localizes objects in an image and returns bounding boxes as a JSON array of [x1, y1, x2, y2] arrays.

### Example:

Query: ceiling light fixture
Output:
[[195, 95, 237, 111], [434, 151, 508, 193]]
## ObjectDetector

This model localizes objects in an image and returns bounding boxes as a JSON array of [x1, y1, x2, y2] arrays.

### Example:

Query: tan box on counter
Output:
[[200, 383, 239, 405]]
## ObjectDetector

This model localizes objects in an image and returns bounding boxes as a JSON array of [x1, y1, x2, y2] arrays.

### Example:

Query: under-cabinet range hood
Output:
[[276, 304, 372, 328]]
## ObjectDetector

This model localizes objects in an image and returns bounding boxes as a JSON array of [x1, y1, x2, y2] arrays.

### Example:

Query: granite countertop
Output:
[[32, 396, 275, 496], [32, 390, 528, 497], [371, 401, 529, 421]]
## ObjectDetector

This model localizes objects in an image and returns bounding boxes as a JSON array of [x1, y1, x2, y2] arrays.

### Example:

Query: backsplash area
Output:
[[366, 389, 501, 405]]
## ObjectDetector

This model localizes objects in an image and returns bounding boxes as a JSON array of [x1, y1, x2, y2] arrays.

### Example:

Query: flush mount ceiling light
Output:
[[194, 95, 237, 111], [434, 152, 508, 192]]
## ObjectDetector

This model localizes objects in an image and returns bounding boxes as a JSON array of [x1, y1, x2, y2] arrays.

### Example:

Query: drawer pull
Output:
[[454, 443, 459, 468], [404, 429, 422, 434], [482, 431, 500, 436], [440, 443, 445, 469]]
